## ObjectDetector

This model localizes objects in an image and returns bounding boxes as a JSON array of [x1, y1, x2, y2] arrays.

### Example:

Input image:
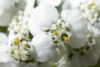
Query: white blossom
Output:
[[62, 0, 87, 10], [32, 32, 60, 62], [28, 3, 59, 36], [1, 0, 100, 67], [61, 9, 88, 48], [0, 0, 35, 26], [0, 0, 25, 26]]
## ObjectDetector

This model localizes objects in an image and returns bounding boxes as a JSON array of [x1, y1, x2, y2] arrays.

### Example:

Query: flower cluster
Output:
[[0, 0, 100, 67]]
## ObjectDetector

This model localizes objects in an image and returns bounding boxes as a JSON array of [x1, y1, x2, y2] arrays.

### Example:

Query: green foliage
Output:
[[0, 26, 8, 34]]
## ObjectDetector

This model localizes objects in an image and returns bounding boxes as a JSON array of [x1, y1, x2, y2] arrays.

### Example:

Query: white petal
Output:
[[70, 41, 100, 67], [0, 44, 10, 62], [88, 24, 100, 38], [0, 33, 8, 44], [62, 0, 87, 9], [24, 0, 35, 13], [0, 0, 27, 26], [62, 9, 88, 48], [0, 0, 20, 9], [28, 4, 59, 36], [28, 23, 43, 36], [38, 0, 62, 7], [32, 32, 59, 62], [92, 21, 100, 30]]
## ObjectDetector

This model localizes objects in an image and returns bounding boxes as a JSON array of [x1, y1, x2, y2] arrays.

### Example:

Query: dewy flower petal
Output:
[[31, 32, 60, 62], [28, 4, 59, 36]]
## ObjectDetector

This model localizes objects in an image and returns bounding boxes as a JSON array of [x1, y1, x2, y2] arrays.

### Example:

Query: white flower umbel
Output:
[[28, 3, 59, 36], [1, 0, 100, 67], [32, 32, 60, 62]]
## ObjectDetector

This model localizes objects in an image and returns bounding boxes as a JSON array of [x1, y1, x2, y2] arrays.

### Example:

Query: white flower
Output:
[[24, 0, 35, 14], [28, 4, 59, 36], [0, 33, 10, 63], [32, 32, 60, 62], [8, 11, 36, 62], [0, 7, 18, 26], [62, 0, 87, 9], [88, 24, 100, 38], [67, 39, 100, 67], [0, 0, 25, 26], [0, 0, 20, 9], [62, 9, 88, 48], [9, 37, 36, 62], [63, 23, 100, 67], [0, 44, 10, 63], [0, 0, 35, 26], [8, 10, 30, 46], [48, 20, 72, 46], [80, 0, 100, 23], [0, 33, 8, 44], [8, 28, 29, 47], [80, 0, 100, 30], [92, 21, 100, 30]]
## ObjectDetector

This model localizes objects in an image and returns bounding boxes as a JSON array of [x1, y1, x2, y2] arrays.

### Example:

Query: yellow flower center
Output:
[[63, 36, 70, 43], [61, 33, 70, 44], [88, 2, 97, 9], [51, 30, 59, 36], [13, 37, 20, 46]]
